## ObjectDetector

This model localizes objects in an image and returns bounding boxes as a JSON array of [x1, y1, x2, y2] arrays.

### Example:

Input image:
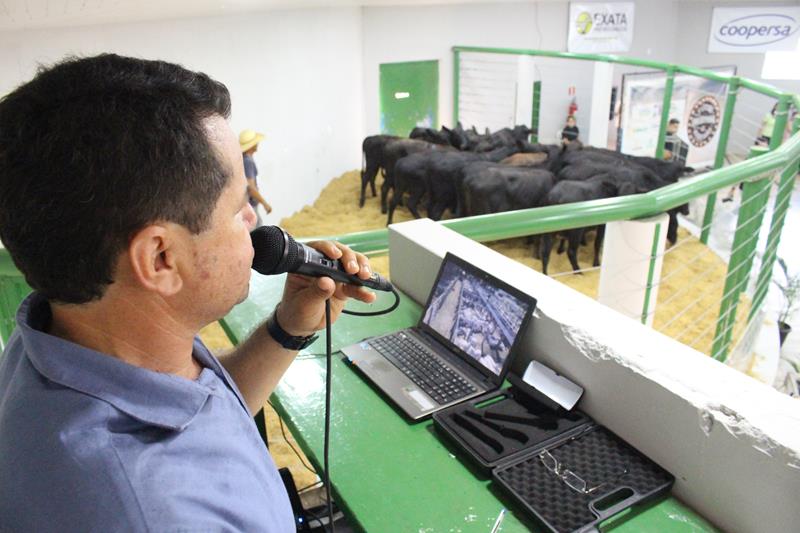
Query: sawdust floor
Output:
[[199, 169, 747, 497]]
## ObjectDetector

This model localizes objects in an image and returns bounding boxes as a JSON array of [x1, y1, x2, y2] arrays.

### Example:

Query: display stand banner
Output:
[[708, 7, 800, 53], [568, 2, 634, 53], [619, 66, 735, 168]]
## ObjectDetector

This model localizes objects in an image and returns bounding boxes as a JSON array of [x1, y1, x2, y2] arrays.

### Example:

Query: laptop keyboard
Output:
[[370, 333, 478, 405]]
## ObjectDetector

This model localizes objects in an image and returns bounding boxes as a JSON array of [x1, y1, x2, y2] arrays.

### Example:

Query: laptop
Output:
[[341, 252, 537, 420]]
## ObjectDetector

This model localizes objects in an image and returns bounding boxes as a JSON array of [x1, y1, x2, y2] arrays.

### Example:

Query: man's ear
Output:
[[128, 224, 184, 296]]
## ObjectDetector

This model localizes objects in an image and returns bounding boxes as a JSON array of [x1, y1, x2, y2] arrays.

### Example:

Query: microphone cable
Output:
[[320, 284, 400, 532], [340, 285, 400, 317]]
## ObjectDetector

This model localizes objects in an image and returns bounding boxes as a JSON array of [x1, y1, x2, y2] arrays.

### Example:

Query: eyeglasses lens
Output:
[[539, 451, 559, 473]]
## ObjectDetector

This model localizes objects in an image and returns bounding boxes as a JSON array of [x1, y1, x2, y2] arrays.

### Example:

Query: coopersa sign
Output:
[[709, 7, 800, 53]]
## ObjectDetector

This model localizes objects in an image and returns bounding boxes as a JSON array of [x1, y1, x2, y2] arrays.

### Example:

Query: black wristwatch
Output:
[[266, 308, 318, 351]]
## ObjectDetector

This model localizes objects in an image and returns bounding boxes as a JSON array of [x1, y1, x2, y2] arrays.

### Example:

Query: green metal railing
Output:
[[0, 248, 31, 348], [324, 47, 800, 363]]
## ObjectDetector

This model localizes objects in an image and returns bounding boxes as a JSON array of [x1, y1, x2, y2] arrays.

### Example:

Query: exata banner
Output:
[[708, 6, 800, 53], [568, 2, 635, 53]]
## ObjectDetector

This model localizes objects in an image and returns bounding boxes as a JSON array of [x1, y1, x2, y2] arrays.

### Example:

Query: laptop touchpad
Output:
[[369, 359, 395, 373]]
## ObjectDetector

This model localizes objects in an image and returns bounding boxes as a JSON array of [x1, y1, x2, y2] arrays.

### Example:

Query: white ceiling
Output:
[[0, 0, 772, 31], [0, 0, 538, 31]]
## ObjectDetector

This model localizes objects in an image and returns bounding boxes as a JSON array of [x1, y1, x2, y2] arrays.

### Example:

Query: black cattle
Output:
[[472, 125, 534, 152], [462, 125, 492, 151], [409, 126, 450, 146], [572, 146, 693, 184], [559, 148, 627, 170], [360, 134, 400, 208], [449, 122, 471, 151], [380, 139, 449, 214], [388, 151, 434, 221], [462, 164, 556, 216], [515, 140, 570, 173], [433, 145, 519, 220], [560, 163, 665, 189], [557, 162, 616, 182], [410, 124, 469, 150], [629, 155, 693, 184], [388, 145, 517, 224], [594, 166, 688, 245], [539, 176, 619, 275]]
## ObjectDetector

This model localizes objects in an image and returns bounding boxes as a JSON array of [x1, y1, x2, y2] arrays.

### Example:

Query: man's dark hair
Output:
[[0, 54, 232, 303], [669, 118, 680, 125]]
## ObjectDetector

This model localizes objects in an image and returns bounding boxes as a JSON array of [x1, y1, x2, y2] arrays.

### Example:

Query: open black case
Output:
[[433, 366, 674, 533]]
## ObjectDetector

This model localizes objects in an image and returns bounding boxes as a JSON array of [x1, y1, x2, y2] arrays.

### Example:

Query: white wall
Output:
[[3, 1, 798, 221], [675, 1, 800, 158], [361, 1, 680, 139], [0, 7, 364, 224]]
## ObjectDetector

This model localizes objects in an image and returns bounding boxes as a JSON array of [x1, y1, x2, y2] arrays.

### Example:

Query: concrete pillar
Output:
[[598, 213, 668, 326], [588, 61, 613, 148]]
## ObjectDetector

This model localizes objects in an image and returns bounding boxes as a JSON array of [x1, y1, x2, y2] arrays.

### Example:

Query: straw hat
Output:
[[239, 129, 264, 152]]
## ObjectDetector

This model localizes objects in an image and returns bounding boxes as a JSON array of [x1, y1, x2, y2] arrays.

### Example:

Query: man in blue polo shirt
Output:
[[0, 54, 375, 531]]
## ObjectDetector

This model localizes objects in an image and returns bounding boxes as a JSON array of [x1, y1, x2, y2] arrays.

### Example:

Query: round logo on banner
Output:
[[576, 12, 593, 35], [687, 95, 721, 147]]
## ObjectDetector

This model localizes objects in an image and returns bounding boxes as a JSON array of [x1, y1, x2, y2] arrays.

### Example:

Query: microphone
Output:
[[250, 226, 394, 292]]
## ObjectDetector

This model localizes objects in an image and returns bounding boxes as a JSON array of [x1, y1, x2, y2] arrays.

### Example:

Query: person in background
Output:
[[561, 115, 579, 144], [240, 129, 272, 226], [663, 118, 683, 162], [0, 54, 376, 531], [755, 103, 778, 147]]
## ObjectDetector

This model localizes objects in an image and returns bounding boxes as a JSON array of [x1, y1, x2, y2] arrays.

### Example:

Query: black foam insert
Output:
[[433, 388, 589, 474], [494, 425, 674, 533]]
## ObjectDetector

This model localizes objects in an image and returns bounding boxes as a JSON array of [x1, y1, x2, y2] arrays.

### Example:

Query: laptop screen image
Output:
[[421, 256, 531, 377]]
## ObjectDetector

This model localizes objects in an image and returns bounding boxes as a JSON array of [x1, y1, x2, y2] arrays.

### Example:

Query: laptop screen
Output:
[[421, 254, 533, 377]]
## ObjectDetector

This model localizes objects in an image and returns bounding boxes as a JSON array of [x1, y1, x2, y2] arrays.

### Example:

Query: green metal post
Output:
[[641, 222, 662, 324], [453, 50, 460, 126], [0, 249, 32, 347], [711, 146, 772, 361], [768, 94, 792, 151], [700, 77, 740, 244], [749, 111, 800, 319], [654, 66, 676, 160], [531, 80, 542, 142]]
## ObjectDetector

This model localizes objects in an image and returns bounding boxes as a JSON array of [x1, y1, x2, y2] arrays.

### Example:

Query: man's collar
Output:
[[17, 292, 228, 431]]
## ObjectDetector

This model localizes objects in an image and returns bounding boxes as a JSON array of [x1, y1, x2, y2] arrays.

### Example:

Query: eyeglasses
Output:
[[539, 449, 628, 495]]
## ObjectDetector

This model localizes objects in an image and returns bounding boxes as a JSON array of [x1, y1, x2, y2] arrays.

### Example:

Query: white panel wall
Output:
[[0, 7, 364, 224], [458, 52, 519, 132], [362, 1, 680, 138], [675, 1, 800, 159]]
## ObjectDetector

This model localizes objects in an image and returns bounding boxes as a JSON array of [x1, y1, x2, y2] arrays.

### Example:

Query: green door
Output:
[[379, 60, 439, 136]]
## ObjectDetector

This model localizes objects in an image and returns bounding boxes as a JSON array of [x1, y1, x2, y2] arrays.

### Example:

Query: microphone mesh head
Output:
[[251, 226, 299, 275]]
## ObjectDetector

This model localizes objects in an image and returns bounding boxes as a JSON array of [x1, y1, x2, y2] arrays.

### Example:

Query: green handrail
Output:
[[654, 67, 676, 160], [712, 147, 772, 360], [700, 77, 740, 244], [452, 50, 460, 127], [323, 131, 798, 254], [451, 46, 786, 98], [749, 114, 800, 320]]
